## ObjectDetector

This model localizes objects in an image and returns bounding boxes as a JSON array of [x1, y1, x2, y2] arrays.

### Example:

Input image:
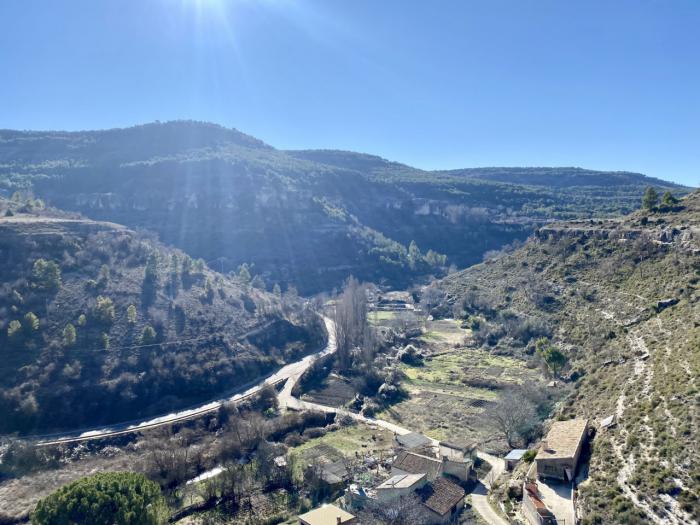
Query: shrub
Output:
[[303, 427, 326, 439], [32, 471, 167, 525], [284, 433, 305, 447], [522, 450, 537, 462]]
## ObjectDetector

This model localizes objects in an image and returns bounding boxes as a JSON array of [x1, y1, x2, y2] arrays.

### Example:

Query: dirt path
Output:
[[610, 333, 693, 525]]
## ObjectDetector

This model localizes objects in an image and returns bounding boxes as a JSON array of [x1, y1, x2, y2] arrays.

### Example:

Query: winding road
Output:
[[32, 316, 337, 447]]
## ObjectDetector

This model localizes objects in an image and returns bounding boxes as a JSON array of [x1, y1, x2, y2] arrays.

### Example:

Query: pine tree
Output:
[[95, 296, 115, 325], [31, 259, 62, 292], [99, 264, 110, 284], [127, 304, 137, 325], [661, 191, 678, 208], [408, 240, 422, 270], [63, 324, 77, 347], [238, 263, 252, 283], [7, 320, 22, 340], [24, 312, 40, 333], [141, 324, 157, 345], [642, 186, 659, 211]]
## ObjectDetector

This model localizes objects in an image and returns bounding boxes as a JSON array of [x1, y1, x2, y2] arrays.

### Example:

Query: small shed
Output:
[[504, 449, 528, 471], [600, 414, 616, 430]]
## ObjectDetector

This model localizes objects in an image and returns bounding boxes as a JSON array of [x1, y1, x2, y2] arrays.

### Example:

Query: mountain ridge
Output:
[[0, 120, 690, 293]]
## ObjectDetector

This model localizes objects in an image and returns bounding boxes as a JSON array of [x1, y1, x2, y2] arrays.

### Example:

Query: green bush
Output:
[[522, 449, 537, 462], [32, 471, 168, 525]]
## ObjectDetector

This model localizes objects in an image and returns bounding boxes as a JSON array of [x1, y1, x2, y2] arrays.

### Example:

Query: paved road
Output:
[[471, 452, 510, 525], [33, 316, 337, 447]]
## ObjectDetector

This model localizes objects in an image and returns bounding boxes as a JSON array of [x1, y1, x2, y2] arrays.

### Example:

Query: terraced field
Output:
[[380, 321, 544, 447]]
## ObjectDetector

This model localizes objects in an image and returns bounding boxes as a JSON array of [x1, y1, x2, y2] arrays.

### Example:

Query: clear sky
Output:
[[1, 0, 698, 185]]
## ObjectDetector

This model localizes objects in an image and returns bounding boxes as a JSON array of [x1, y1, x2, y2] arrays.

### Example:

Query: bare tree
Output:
[[333, 277, 369, 372], [360, 494, 425, 525], [484, 388, 538, 448]]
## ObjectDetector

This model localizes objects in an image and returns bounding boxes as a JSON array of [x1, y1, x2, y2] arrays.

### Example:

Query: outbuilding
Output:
[[505, 449, 528, 471]]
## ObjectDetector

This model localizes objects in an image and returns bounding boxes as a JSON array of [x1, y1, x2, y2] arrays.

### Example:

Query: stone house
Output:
[[419, 477, 466, 524], [535, 419, 589, 481], [439, 442, 476, 482], [392, 451, 443, 481]]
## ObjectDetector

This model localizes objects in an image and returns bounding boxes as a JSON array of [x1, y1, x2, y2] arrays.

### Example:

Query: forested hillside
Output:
[[437, 190, 700, 524], [0, 200, 324, 434], [0, 121, 687, 293]]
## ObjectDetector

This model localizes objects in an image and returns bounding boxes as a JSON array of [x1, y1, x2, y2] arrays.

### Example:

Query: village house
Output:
[[419, 477, 466, 524], [392, 450, 443, 481], [535, 419, 589, 481], [439, 441, 476, 482], [376, 473, 427, 501], [298, 504, 357, 525]]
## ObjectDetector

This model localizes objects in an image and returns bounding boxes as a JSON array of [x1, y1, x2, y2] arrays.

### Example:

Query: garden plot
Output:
[[420, 318, 471, 346], [300, 374, 357, 408], [292, 422, 395, 459], [381, 344, 540, 447]]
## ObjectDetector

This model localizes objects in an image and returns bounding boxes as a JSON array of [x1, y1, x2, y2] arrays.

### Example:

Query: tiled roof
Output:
[[393, 451, 442, 479], [536, 419, 588, 460], [421, 477, 465, 516], [299, 504, 355, 525]]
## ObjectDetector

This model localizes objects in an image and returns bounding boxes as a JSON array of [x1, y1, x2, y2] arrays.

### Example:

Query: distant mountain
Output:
[[0, 199, 324, 434], [0, 121, 689, 293]]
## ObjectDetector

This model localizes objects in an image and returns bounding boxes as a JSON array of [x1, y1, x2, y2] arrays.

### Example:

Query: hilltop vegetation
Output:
[[0, 121, 687, 293], [0, 204, 324, 434], [437, 191, 700, 524]]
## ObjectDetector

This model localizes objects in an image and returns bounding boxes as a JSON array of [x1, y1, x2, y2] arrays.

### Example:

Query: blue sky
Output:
[[1, 0, 698, 185]]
